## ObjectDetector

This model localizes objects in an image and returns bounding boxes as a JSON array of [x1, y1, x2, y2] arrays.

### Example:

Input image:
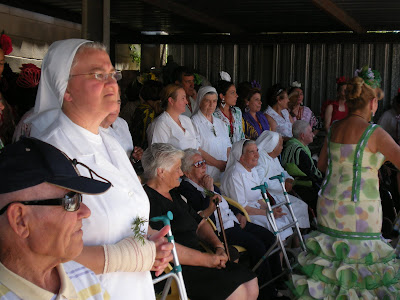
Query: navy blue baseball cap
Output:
[[0, 137, 111, 194]]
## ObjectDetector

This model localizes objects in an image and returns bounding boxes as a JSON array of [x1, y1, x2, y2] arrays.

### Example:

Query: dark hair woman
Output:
[[264, 83, 294, 139], [213, 72, 245, 143]]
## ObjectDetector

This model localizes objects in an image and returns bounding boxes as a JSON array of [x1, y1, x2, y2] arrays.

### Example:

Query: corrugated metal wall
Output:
[[169, 42, 400, 120]]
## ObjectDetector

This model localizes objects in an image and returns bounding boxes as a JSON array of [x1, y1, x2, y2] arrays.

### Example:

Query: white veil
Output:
[[27, 39, 90, 136]]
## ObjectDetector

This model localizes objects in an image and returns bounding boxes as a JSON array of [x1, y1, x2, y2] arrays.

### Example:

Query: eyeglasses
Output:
[[69, 71, 122, 82], [193, 159, 206, 168], [0, 192, 82, 215]]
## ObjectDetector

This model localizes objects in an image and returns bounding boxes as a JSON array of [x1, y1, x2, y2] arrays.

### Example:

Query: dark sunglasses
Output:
[[0, 191, 82, 215], [193, 159, 206, 168]]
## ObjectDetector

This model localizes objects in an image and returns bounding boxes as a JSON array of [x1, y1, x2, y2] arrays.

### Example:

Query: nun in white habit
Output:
[[221, 139, 293, 240], [191, 86, 232, 182], [29, 39, 171, 300], [255, 130, 310, 229]]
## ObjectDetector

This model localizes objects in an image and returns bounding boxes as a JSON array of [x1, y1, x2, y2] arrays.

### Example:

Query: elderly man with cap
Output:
[[0, 137, 111, 299], [28, 39, 173, 299]]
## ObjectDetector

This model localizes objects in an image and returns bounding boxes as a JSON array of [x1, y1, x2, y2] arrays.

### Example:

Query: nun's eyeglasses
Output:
[[69, 71, 122, 82]]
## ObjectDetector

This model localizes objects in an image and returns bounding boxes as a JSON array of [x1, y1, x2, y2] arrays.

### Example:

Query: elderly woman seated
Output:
[[255, 130, 310, 231], [281, 120, 323, 210], [221, 139, 293, 241], [142, 143, 259, 300], [178, 148, 284, 294]]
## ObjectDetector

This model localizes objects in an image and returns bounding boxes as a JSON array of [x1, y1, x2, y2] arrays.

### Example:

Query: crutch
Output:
[[251, 182, 294, 274], [151, 211, 188, 300], [269, 172, 307, 252]]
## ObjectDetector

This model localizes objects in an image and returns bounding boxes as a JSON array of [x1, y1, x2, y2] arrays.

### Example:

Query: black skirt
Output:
[[182, 261, 256, 300]]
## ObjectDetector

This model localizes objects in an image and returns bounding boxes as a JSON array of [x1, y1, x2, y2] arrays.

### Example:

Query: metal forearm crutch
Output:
[[151, 211, 188, 300], [269, 172, 306, 252], [251, 182, 291, 272]]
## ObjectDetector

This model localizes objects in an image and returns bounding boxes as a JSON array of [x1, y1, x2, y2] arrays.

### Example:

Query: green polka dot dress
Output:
[[290, 124, 400, 299]]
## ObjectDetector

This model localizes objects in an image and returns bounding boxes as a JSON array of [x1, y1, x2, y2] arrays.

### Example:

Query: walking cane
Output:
[[151, 211, 188, 300], [205, 190, 231, 261]]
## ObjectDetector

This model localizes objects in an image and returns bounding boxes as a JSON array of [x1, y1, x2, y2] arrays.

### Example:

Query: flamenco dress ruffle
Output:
[[289, 228, 400, 300]]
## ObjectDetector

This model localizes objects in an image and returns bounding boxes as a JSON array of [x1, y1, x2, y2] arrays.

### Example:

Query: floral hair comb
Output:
[[336, 76, 347, 85], [0, 31, 12, 55], [291, 81, 302, 88], [354, 66, 381, 88], [251, 80, 261, 89]]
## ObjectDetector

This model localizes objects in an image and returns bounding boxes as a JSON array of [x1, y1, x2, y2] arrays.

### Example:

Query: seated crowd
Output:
[[5, 35, 393, 300]]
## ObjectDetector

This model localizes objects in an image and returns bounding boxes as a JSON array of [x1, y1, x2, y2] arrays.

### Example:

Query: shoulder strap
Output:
[[320, 125, 334, 195], [351, 124, 379, 202]]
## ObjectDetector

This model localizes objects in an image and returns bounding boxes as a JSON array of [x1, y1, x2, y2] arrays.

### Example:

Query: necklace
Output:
[[350, 113, 366, 121], [221, 107, 234, 138]]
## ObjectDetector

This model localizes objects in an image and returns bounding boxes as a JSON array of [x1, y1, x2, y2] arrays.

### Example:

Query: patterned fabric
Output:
[[243, 111, 270, 140], [0, 261, 110, 300], [290, 124, 400, 299], [264, 106, 293, 137], [394, 217, 400, 257], [214, 106, 245, 143], [281, 138, 323, 181], [293, 106, 318, 129]]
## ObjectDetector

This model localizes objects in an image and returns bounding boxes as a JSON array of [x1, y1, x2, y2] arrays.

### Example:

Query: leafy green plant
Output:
[[131, 216, 147, 245], [129, 44, 141, 65]]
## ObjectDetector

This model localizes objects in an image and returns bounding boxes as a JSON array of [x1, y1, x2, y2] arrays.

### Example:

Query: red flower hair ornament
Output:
[[336, 76, 347, 85], [0, 32, 13, 55], [16, 64, 41, 88]]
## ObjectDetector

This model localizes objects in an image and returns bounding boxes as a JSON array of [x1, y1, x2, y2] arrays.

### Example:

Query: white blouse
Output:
[[101, 117, 133, 157], [150, 111, 200, 150], [191, 111, 231, 181], [264, 106, 293, 138]]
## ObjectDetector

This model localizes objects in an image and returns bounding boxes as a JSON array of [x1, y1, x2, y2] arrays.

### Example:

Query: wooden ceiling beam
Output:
[[312, 0, 365, 33], [139, 0, 243, 34], [113, 32, 400, 45]]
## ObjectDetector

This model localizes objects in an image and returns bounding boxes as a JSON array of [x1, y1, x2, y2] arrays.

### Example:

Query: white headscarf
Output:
[[226, 139, 248, 171], [27, 39, 90, 136], [192, 86, 217, 116], [256, 130, 280, 154]]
